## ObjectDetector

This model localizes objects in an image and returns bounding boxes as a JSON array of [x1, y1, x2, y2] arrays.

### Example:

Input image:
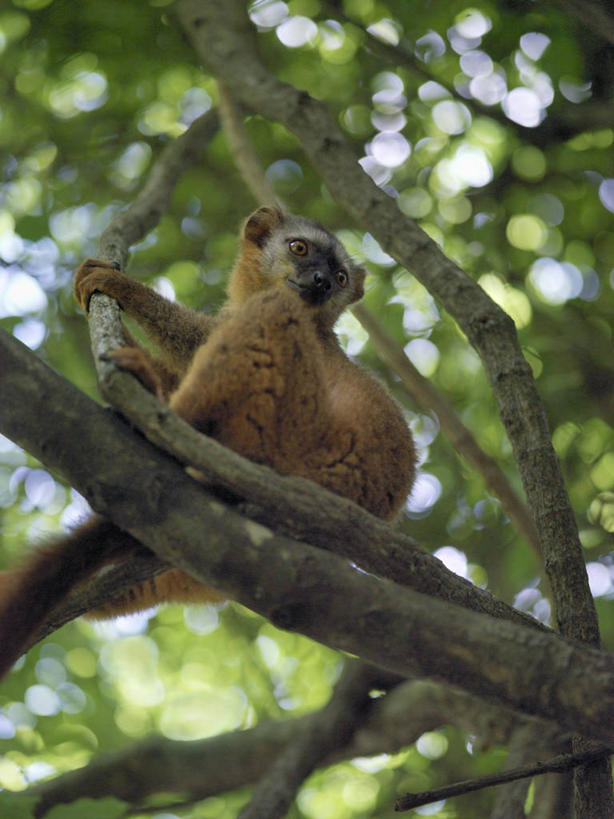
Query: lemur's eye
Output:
[[335, 270, 348, 288], [289, 239, 308, 256]]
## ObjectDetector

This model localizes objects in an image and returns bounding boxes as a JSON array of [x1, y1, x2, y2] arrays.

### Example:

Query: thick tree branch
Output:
[[4, 332, 614, 745]]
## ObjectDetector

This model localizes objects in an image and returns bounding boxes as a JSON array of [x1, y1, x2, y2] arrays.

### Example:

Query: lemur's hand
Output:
[[107, 346, 164, 398], [74, 259, 128, 311]]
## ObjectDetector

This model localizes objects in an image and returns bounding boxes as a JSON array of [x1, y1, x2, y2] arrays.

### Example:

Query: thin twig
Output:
[[217, 82, 280, 207], [99, 108, 218, 268], [395, 745, 614, 811], [554, 0, 614, 45]]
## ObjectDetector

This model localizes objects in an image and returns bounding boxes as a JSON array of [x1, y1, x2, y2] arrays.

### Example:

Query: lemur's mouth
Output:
[[286, 278, 331, 306]]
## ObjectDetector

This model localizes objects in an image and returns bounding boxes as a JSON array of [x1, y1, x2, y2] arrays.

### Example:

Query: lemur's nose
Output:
[[311, 270, 332, 291]]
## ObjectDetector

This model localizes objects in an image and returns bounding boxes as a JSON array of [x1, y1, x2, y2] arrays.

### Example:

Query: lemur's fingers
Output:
[[74, 259, 125, 311], [107, 346, 164, 398]]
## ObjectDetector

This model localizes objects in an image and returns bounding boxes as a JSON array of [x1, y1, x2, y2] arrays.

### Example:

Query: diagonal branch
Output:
[[554, 0, 614, 45], [395, 745, 613, 812], [176, 0, 594, 646], [98, 108, 219, 268], [238, 662, 386, 819], [175, 3, 612, 809], [4, 331, 614, 744]]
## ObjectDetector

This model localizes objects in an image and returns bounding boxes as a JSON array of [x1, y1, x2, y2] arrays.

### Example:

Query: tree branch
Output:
[[238, 662, 384, 819], [489, 724, 568, 819], [27, 677, 543, 816], [217, 82, 279, 208], [4, 331, 614, 745], [98, 108, 219, 268], [176, 3, 612, 807], [395, 745, 613, 812], [554, 0, 614, 45]]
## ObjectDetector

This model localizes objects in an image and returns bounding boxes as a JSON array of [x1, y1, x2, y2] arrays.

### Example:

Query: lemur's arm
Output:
[[74, 260, 213, 374]]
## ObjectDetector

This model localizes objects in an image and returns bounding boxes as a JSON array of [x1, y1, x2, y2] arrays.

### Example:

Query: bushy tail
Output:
[[0, 517, 144, 679]]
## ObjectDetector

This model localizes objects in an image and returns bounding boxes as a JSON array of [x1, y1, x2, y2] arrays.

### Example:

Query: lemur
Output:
[[0, 207, 416, 678]]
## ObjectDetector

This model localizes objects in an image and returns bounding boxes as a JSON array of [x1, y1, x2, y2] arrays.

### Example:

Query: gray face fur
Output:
[[257, 211, 365, 321]]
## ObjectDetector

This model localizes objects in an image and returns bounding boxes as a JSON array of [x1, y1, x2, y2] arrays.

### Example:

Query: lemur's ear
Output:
[[350, 265, 366, 303], [243, 207, 285, 247]]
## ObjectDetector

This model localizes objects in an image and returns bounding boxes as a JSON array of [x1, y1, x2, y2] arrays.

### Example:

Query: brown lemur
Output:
[[0, 207, 416, 678]]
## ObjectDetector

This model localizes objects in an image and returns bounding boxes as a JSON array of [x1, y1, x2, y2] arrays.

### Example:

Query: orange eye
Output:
[[336, 270, 348, 288], [289, 239, 308, 256]]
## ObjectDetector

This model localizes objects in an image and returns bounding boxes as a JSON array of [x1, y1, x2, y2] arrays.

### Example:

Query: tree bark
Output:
[[3, 331, 614, 746]]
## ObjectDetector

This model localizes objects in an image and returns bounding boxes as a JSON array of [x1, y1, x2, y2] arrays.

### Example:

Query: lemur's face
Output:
[[243, 207, 365, 326]]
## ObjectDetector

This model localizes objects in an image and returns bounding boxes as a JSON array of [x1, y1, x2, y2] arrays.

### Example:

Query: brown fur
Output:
[[0, 207, 415, 677]]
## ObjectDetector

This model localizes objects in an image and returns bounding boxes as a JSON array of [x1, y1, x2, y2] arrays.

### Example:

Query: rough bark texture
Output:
[[3, 331, 614, 746]]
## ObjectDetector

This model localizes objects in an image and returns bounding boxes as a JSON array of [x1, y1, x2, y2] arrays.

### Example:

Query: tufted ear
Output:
[[243, 207, 285, 247]]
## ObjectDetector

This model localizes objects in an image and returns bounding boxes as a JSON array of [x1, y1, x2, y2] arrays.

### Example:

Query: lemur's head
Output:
[[228, 207, 365, 327]]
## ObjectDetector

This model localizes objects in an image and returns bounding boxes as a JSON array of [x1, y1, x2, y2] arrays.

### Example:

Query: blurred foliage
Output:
[[1, 0, 614, 816]]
